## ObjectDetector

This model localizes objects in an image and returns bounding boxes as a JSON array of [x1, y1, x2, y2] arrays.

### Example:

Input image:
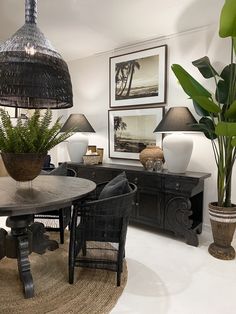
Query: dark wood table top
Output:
[[0, 175, 96, 217]]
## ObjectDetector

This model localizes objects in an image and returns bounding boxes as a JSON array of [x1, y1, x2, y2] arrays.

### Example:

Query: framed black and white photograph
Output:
[[0, 106, 17, 118], [0, 106, 30, 119], [109, 45, 167, 108], [108, 107, 164, 160]]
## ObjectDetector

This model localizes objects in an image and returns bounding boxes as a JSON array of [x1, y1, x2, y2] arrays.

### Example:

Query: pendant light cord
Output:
[[25, 0, 37, 24]]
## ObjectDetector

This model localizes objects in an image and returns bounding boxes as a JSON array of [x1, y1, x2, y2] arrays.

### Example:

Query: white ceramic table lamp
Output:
[[60, 114, 95, 163], [154, 107, 198, 173]]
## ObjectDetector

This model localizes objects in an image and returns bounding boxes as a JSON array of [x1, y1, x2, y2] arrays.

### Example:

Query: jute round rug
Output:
[[0, 233, 127, 314]]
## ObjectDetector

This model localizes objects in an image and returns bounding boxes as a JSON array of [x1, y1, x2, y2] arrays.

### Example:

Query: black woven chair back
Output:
[[79, 182, 136, 242], [67, 168, 76, 177]]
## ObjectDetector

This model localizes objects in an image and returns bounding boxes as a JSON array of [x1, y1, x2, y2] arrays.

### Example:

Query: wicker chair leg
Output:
[[59, 210, 64, 244], [82, 240, 87, 256], [117, 245, 124, 286], [68, 231, 75, 284], [69, 263, 74, 284], [68, 205, 78, 284], [68, 207, 72, 231], [117, 270, 121, 287]]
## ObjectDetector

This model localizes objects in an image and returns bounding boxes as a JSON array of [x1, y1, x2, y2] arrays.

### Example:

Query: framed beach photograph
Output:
[[109, 45, 167, 108], [108, 107, 164, 160]]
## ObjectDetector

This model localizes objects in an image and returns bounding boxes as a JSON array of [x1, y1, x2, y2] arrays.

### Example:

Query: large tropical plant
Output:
[[0, 109, 72, 153], [172, 0, 236, 208]]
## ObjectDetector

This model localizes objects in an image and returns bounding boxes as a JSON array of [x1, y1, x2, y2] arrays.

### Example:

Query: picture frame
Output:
[[109, 45, 167, 108], [108, 106, 164, 160], [0, 106, 17, 118], [0, 106, 30, 119]]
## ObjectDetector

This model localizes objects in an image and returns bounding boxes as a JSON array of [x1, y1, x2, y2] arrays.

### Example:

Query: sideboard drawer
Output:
[[127, 172, 161, 190], [77, 167, 116, 183], [164, 178, 197, 196]]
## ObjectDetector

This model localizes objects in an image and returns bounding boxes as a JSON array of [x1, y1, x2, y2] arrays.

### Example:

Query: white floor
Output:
[[1, 216, 235, 314], [112, 225, 236, 314]]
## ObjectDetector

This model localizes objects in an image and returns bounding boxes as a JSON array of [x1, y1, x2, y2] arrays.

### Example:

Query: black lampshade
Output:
[[154, 107, 197, 133], [0, 0, 73, 109], [61, 114, 95, 133]]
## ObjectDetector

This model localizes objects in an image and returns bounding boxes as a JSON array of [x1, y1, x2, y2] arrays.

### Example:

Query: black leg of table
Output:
[[29, 222, 59, 254], [6, 215, 34, 298], [68, 205, 78, 284], [16, 234, 34, 298], [2, 215, 59, 299], [0, 228, 7, 259]]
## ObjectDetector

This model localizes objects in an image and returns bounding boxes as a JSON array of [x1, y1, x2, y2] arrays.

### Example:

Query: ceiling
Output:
[[0, 0, 225, 61]]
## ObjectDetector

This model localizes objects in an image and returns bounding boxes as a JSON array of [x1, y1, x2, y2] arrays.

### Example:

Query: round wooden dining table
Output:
[[0, 175, 96, 299]]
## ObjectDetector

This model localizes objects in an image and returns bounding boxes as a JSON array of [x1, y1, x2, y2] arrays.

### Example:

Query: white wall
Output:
[[57, 24, 235, 231]]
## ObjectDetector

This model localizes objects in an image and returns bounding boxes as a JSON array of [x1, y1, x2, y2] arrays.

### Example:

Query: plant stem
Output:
[[224, 138, 233, 207]]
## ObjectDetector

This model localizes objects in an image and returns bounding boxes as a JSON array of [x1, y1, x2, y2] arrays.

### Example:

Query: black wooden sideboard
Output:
[[66, 162, 210, 246]]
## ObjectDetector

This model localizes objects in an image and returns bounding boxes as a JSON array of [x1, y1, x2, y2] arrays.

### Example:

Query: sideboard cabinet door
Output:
[[125, 171, 163, 228]]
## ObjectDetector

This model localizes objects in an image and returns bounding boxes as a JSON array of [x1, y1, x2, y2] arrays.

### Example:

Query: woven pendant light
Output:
[[0, 0, 73, 109]]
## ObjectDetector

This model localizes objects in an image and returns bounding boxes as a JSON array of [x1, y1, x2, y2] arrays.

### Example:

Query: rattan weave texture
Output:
[[0, 0, 73, 109], [0, 232, 126, 314]]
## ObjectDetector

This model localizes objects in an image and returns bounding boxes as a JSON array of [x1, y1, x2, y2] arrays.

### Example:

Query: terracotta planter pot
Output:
[[208, 202, 236, 260], [1, 152, 46, 182]]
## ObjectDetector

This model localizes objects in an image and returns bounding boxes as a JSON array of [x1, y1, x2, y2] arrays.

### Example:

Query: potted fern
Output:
[[0, 109, 72, 181], [171, 0, 236, 259]]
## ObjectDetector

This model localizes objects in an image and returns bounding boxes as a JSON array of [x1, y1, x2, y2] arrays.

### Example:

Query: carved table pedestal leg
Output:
[[0, 215, 59, 299], [6, 215, 34, 298]]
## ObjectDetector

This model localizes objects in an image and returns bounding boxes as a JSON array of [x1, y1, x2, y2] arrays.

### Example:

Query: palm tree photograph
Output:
[[115, 55, 159, 100], [110, 45, 167, 107]]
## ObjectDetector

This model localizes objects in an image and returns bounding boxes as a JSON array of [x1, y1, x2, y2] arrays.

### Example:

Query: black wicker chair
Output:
[[68, 181, 137, 286], [34, 167, 76, 244]]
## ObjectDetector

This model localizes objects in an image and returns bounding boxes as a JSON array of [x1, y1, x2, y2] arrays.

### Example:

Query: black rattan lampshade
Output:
[[154, 107, 197, 133], [0, 0, 73, 109], [61, 114, 95, 133]]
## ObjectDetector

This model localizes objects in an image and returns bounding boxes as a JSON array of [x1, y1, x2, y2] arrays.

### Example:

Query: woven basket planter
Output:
[[208, 202, 236, 260], [1, 152, 46, 182]]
